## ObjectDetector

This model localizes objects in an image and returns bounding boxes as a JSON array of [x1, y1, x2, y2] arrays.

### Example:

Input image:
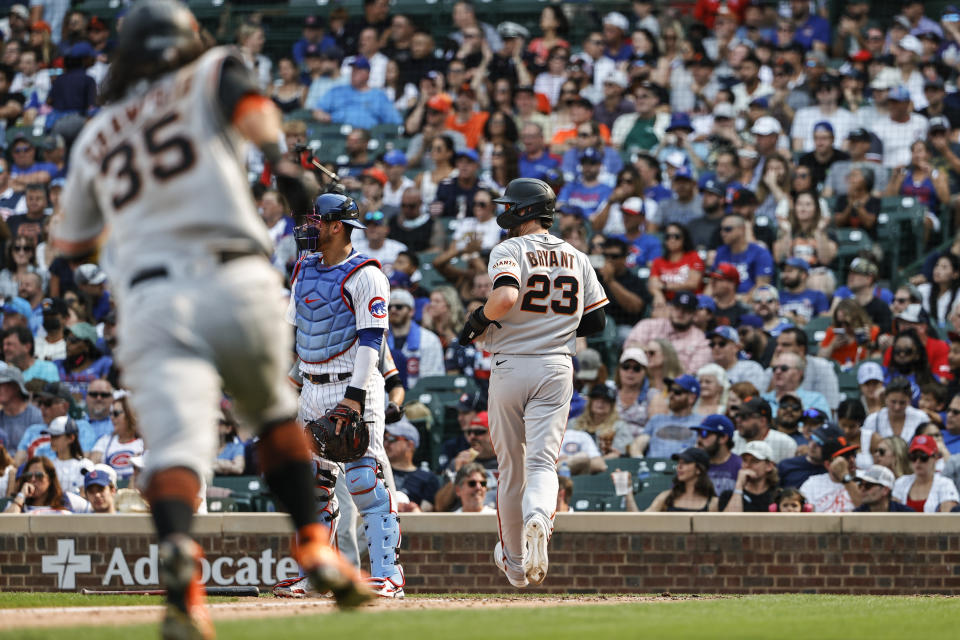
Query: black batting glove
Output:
[[457, 305, 501, 346]]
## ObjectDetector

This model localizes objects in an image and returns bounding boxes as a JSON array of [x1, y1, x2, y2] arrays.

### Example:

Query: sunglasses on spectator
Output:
[[111, 409, 124, 417], [709, 341, 729, 348], [894, 296, 912, 304], [22, 472, 46, 481], [753, 297, 776, 304], [464, 428, 488, 437], [620, 362, 644, 372], [88, 391, 112, 399], [772, 365, 793, 373], [948, 409, 960, 416], [857, 480, 883, 489], [12, 146, 31, 153], [463, 479, 487, 488], [12, 244, 32, 252], [664, 233, 682, 240], [669, 387, 688, 396], [603, 252, 625, 260], [694, 429, 716, 439], [388, 304, 410, 311], [893, 348, 915, 356], [36, 399, 57, 407], [474, 201, 491, 207], [909, 452, 931, 463], [720, 226, 738, 233], [384, 434, 399, 444]]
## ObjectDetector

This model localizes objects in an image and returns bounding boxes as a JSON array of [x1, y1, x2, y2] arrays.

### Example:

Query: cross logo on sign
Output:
[[42, 539, 91, 589]]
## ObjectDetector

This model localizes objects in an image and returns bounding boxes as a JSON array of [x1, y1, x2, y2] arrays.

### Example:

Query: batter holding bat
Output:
[[458, 178, 608, 587]]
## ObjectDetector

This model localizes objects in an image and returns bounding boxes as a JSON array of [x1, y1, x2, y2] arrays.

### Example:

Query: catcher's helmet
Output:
[[295, 193, 364, 252], [494, 178, 556, 230]]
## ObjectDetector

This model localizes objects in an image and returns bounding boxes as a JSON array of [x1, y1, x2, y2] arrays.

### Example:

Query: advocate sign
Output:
[[42, 539, 300, 590]]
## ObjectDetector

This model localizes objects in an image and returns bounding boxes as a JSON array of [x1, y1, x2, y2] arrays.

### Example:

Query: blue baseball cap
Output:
[[813, 121, 834, 136], [700, 177, 724, 196], [383, 149, 408, 166], [693, 414, 735, 440], [673, 165, 694, 180], [810, 422, 843, 445], [558, 204, 585, 218], [456, 148, 479, 163], [352, 56, 371, 71], [784, 257, 810, 272], [2, 296, 32, 318], [749, 96, 769, 109], [666, 112, 693, 132], [84, 468, 113, 489], [708, 325, 740, 344], [665, 374, 700, 397], [697, 294, 716, 312], [888, 85, 911, 102], [579, 147, 603, 164], [385, 419, 420, 449], [740, 314, 763, 328]]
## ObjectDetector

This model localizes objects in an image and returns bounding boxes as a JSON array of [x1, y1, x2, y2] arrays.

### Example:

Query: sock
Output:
[[151, 499, 194, 540], [265, 461, 319, 531]]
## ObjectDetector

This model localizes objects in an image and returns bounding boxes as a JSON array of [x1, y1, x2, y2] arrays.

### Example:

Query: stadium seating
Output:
[[570, 458, 678, 512]]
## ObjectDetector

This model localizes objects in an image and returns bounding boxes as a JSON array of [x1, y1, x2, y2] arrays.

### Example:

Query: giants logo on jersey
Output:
[[369, 297, 387, 319]]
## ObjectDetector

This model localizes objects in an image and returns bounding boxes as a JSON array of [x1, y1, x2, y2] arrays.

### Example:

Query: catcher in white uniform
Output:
[[458, 178, 608, 587], [51, 1, 369, 637], [284, 192, 405, 598]]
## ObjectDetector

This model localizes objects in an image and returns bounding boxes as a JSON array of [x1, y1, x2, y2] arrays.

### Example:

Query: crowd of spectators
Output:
[[4, 0, 960, 516]]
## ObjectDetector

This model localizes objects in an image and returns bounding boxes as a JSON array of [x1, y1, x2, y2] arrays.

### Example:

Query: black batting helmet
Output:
[[101, 0, 203, 103], [494, 178, 556, 230]]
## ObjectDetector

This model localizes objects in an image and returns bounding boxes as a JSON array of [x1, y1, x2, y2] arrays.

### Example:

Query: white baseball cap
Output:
[[619, 347, 649, 368], [742, 440, 775, 462], [857, 361, 884, 385], [603, 11, 629, 32], [898, 34, 923, 56], [855, 464, 895, 489], [713, 103, 736, 119], [751, 116, 782, 136], [603, 70, 629, 89]]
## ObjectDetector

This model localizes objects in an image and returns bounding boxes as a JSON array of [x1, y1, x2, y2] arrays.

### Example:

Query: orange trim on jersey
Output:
[[584, 298, 609, 312], [51, 227, 107, 259], [493, 272, 520, 283], [232, 94, 272, 126], [383, 368, 399, 378]]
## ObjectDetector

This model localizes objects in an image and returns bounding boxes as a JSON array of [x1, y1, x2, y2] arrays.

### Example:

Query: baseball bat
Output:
[[81, 586, 260, 597]]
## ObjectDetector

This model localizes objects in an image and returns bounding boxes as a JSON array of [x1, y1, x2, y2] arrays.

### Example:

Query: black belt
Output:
[[303, 372, 352, 385], [129, 251, 262, 288]]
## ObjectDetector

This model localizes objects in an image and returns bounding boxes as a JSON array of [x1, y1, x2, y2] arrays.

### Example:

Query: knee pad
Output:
[[344, 457, 390, 514]]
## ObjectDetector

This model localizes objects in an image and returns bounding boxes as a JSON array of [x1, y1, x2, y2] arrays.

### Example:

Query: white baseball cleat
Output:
[[272, 576, 313, 598], [523, 517, 549, 586], [367, 575, 405, 599], [494, 541, 528, 588]]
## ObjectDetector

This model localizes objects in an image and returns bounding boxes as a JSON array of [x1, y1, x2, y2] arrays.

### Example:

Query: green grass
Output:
[[1, 595, 958, 639], [0, 592, 248, 609]]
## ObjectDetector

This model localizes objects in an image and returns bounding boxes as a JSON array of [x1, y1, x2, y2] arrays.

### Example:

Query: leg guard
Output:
[[314, 458, 340, 543], [345, 457, 402, 582]]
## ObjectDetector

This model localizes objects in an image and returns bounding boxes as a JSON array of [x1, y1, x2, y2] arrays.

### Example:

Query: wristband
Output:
[[15, 492, 25, 501], [344, 385, 367, 406], [733, 489, 743, 496]]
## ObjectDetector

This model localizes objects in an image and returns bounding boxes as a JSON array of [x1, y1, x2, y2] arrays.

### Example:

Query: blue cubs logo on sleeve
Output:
[[369, 297, 387, 319]]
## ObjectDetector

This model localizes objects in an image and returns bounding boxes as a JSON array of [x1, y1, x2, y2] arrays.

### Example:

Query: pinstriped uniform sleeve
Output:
[[345, 264, 390, 331], [581, 249, 609, 314]]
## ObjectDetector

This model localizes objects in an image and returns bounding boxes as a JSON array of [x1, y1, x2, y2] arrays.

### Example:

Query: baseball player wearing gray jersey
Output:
[[51, 1, 369, 636], [458, 178, 608, 587], [286, 192, 405, 598]]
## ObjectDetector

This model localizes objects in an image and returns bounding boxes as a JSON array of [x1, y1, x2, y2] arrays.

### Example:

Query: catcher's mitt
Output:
[[306, 405, 369, 462]]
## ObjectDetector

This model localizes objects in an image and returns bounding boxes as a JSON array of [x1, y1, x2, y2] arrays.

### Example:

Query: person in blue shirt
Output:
[[518, 122, 560, 179], [789, 0, 830, 52], [713, 214, 774, 295], [942, 393, 960, 455], [54, 323, 113, 400], [214, 409, 246, 475], [8, 134, 58, 185], [314, 56, 401, 130], [607, 196, 661, 269], [601, 12, 634, 62], [292, 16, 337, 68], [557, 147, 614, 217], [779, 258, 829, 325]]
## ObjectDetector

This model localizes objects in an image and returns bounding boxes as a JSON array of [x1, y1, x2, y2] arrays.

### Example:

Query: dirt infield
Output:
[[0, 594, 693, 630]]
